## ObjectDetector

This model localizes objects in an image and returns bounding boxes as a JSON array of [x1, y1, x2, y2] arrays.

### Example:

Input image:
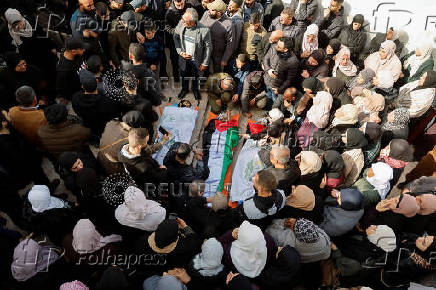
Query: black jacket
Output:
[[163, 143, 209, 194], [263, 49, 300, 94], [265, 161, 301, 194], [118, 147, 167, 190], [132, 64, 162, 106], [339, 25, 367, 61], [72, 92, 120, 136], [56, 54, 82, 100]]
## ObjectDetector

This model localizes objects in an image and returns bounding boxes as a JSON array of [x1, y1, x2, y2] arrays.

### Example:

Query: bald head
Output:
[[270, 145, 290, 165], [79, 0, 95, 12], [269, 30, 284, 44], [283, 87, 297, 101]]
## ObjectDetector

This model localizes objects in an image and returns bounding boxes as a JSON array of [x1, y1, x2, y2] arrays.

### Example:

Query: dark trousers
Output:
[[181, 60, 201, 93], [168, 40, 180, 79]]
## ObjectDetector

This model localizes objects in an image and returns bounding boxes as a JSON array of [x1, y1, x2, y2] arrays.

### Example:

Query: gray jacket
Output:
[[200, 12, 236, 65], [173, 22, 212, 70], [266, 219, 331, 264], [290, 0, 318, 31], [320, 204, 364, 237]]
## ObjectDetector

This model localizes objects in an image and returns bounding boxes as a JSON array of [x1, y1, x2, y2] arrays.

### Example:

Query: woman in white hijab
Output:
[[373, 70, 395, 91], [364, 40, 402, 82], [229, 221, 268, 278], [300, 24, 319, 59], [115, 186, 166, 231], [331, 104, 358, 128], [4, 8, 33, 47], [190, 238, 225, 277], [333, 46, 358, 82], [306, 91, 333, 129], [27, 185, 68, 213], [402, 40, 434, 83], [366, 162, 393, 200]]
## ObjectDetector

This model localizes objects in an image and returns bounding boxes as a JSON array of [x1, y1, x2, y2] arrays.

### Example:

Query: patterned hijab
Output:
[[382, 108, 409, 131]]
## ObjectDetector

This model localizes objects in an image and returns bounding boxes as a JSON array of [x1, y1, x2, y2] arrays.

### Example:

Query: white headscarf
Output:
[[268, 108, 284, 122], [302, 24, 319, 53], [115, 186, 166, 231], [28, 185, 66, 213], [331, 104, 358, 127], [404, 41, 434, 77], [364, 40, 402, 81], [230, 221, 267, 278], [366, 162, 393, 200], [333, 46, 358, 77], [192, 238, 224, 276], [11, 239, 60, 281], [367, 225, 396, 252], [296, 151, 322, 175], [4, 8, 33, 47], [307, 91, 333, 129], [72, 219, 122, 254], [376, 70, 394, 89]]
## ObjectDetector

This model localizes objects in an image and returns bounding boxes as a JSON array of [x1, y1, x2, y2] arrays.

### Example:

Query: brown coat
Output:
[[97, 120, 129, 175], [98, 120, 164, 175], [38, 120, 91, 159], [406, 145, 436, 183], [9, 106, 47, 145]]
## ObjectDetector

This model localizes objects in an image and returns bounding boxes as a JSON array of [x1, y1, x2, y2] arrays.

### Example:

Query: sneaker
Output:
[[193, 90, 202, 100], [177, 90, 187, 99]]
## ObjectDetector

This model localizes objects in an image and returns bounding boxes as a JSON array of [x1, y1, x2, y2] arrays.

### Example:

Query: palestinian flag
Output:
[[202, 113, 240, 198]]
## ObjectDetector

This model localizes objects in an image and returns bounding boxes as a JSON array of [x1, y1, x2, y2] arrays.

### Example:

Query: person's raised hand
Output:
[[177, 217, 187, 229], [232, 228, 239, 239]]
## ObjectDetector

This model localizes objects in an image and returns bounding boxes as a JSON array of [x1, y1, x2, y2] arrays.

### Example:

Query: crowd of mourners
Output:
[[1, 0, 436, 289]]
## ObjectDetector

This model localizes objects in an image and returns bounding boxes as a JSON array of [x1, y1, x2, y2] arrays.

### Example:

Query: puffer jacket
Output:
[[38, 120, 91, 159], [263, 48, 300, 93]]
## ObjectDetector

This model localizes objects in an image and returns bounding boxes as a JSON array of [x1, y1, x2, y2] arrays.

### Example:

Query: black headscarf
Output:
[[419, 71, 436, 90], [327, 39, 341, 56], [228, 274, 253, 290], [364, 122, 382, 143], [262, 245, 300, 288], [345, 128, 368, 150], [340, 188, 364, 211], [326, 77, 352, 106], [389, 139, 413, 162], [97, 266, 129, 290], [302, 77, 324, 94], [310, 49, 325, 65], [76, 167, 101, 198], [324, 150, 344, 179], [58, 151, 79, 170], [326, 77, 346, 98]]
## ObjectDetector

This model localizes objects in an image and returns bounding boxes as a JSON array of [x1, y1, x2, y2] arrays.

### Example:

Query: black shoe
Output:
[[193, 90, 202, 100], [178, 90, 187, 99]]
